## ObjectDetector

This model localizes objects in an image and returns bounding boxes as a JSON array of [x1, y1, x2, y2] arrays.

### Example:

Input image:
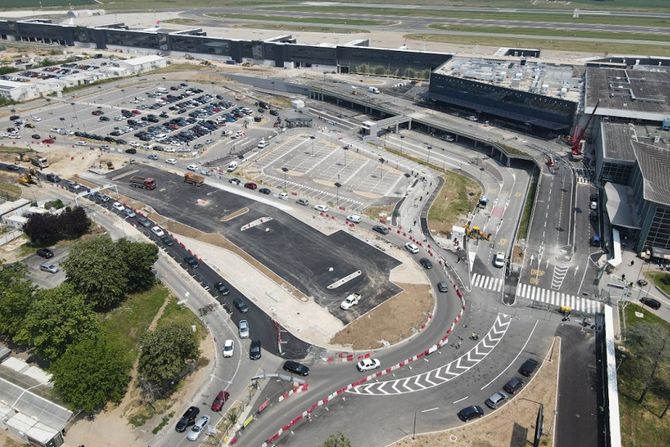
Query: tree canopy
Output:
[[117, 239, 158, 293], [51, 336, 131, 413], [0, 262, 36, 339], [22, 206, 90, 246], [323, 433, 352, 447], [138, 325, 199, 399], [14, 283, 99, 362]]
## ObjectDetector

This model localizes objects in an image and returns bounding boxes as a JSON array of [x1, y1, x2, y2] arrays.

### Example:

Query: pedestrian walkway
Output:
[[516, 283, 602, 314], [471, 273, 504, 292]]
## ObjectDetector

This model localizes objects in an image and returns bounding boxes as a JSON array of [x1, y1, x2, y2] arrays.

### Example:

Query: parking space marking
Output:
[[348, 314, 512, 396]]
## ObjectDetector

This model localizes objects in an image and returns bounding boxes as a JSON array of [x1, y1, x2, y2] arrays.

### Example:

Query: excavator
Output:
[[464, 224, 491, 241], [18, 167, 38, 186]]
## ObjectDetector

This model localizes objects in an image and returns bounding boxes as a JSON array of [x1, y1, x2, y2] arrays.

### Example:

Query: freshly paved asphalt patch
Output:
[[107, 166, 401, 325]]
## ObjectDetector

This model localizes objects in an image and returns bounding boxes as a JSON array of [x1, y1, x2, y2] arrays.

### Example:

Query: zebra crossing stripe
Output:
[[516, 282, 601, 314]]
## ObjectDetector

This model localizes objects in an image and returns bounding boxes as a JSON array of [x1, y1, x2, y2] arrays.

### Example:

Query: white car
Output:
[[404, 242, 419, 254], [124, 208, 136, 218], [239, 320, 249, 338], [151, 226, 165, 237], [257, 140, 267, 148], [76, 141, 86, 146], [278, 192, 288, 200], [112, 202, 125, 212], [223, 339, 234, 358], [346, 215, 362, 224], [590, 200, 598, 210], [31, 116, 41, 122], [186, 415, 210, 441], [314, 204, 329, 213], [165, 158, 177, 165], [357, 358, 381, 372], [340, 293, 361, 310], [187, 164, 198, 171], [493, 252, 505, 268]]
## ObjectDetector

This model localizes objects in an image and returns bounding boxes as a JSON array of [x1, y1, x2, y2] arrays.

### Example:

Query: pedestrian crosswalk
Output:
[[516, 283, 602, 314], [471, 273, 504, 293], [471, 273, 602, 314]]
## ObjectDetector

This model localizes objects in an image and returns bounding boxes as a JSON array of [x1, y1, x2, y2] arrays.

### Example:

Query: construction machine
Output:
[[570, 99, 600, 161], [464, 224, 491, 241]]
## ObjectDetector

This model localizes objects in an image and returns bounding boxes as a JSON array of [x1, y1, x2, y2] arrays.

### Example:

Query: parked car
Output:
[[519, 358, 540, 377], [485, 391, 508, 409], [244, 182, 257, 190], [37, 248, 54, 259], [357, 358, 381, 372], [161, 235, 174, 246], [210, 390, 230, 412], [165, 158, 177, 165], [419, 258, 433, 269], [372, 225, 389, 235], [45, 173, 61, 183], [640, 297, 661, 310], [175, 406, 199, 432], [314, 204, 329, 213], [223, 339, 234, 358], [503, 377, 524, 395], [493, 252, 505, 268], [346, 214, 362, 224], [457, 405, 484, 422], [184, 256, 199, 268], [214, 281, 230, 295], [404, 242, 419, 254], [238, 319, 249, 338], [123, 208, 136, 218], [437, 282, 449, 293], [137, 217, 151, 227], [296, 198, 309, 206], [112, 202, 125, 212], [233, 298, 249, 313], [186, 415, 209, 441], [249, 339, 262, 360], [39, 263, 59, 274], [151, 226, 165, 237], [259, 187, 271, 195], [283, 360, 310, 376]]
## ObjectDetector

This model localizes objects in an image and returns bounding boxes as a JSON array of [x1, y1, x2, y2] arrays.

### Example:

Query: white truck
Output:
[[340, 293, 361, 310], [368, 86, 380, 94]]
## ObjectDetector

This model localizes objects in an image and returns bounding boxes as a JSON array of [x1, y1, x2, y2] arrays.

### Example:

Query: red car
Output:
[[42, 138, 55, 144], [211, 390, 230, 412], [131, 109, 141, 115], [244, 182, 258, 190]]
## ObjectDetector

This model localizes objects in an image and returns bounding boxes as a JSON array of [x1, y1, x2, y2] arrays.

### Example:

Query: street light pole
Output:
[[282, 166, 288, 191], [426, 145, 432, 164], [400, 135, 405, 154], [335, 181, 342, 207], [343, 145, 349, 167], [378, 157, 385, 179]]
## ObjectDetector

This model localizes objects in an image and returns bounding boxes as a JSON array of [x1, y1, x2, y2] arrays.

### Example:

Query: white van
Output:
[[368, 86, 380, 94], [227, 161, 239, 172]]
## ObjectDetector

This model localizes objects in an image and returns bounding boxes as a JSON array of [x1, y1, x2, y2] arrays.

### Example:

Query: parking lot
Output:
[[252, 133, 407, 211]]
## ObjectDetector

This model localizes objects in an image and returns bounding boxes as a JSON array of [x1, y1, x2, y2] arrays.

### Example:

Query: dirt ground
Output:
[[330, 283, 434, 350], [392, 338, 560, 447]]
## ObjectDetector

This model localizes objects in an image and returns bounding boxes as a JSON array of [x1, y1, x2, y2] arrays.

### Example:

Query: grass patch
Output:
[[210, 13, 391, 26], [618, 303, 670, 446], [647, 271, 670, 297], [275, 5, 670, 27], [152, 411, 174, 434], [429, 24, 670, 43], [405, 33, 670, 56], [0, 146, 33, 154], [99, 284, 168, 364], [428, 171, 480, 235], [0, 182, 22, 201], [156, 296, 206, 341], [161, 18, 200, 26], [61, 76, 122, 94], [0, 0, 94, 7], [234, 23, 368, 34], [517, 175, 538, 241]]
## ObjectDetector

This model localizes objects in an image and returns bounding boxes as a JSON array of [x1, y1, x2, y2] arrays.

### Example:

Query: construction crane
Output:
[[570, 99, 600, 160]]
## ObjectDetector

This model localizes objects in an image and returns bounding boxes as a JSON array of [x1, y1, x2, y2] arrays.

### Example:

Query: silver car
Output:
[[238, 320, 249, 338], [485, 391, 508, 409], [186, 415, 209, 441]]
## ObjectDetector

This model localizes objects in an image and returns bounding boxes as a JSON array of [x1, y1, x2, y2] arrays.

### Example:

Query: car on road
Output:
[[233, 298, 249, 313], [175, 406, 199, 432], [151, 226, 165, 237], [215, 281, 230, 295], [223, 339, 234, 358], [161, 235, 174, 246], [357, 358, 381, 372], [229, 178, 241, 185], [259, 187, 271, 195], [243, 182, 257, 190], [283, 360, 310, 376], [249, 340, 262, 360], [147, 154, 159, 160], [493, 252, 505, 268], [519, 358, 540, 377], [437, 282, 449, 293], [184, 256, 199, 269], [278, 192, 288, 200], [503, 377, 523, 395], [457, 405, 484, 422], [238, 319, 249, 338], [296, 198, 309, 206], [404, 242, 419, 254], [210, 390, 230, 412], [590, 200, 598, 210], [112, 202, 125, 212], [346, 214, 362, 224], [39, 263, 59, 274], [37, 248, 54, 259], [45, 173, 61, 183], [123, 208, 136, 218], [485, 391, 508, 409], [372, 225, 389, 235], [640, 297, 661, 310], [187, 164, 198, 171], [165, 158, 177, 165], [137, 217, 151, 228], [637, 279, 648, 287], [31, 134, 40, 140], [419, 258, 432, 269], [314, 204, 329, 213], [186, 415, 209, 441]]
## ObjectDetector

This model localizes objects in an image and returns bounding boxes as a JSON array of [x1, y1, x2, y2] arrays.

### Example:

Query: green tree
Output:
[[138, 325, 199, 399], [0, 263, 36, 339], [23, 212, 62, 246], [63, 235, 128, 311], [59, 206, 90, 239], [117, 239, 158, 293], [323, 433, 352, 447], [624, 322, 670, 404], [52, 336, 130, 413], [14, 284, 99, 362]]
